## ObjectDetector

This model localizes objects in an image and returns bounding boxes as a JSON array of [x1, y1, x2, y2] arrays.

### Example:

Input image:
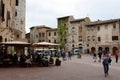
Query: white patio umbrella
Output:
[[33, 42, 60, 54], [0, 41, 31, 47], [0, 41, 31, 56], [33, 42, 60, 47], [35, 48, 57, 51]]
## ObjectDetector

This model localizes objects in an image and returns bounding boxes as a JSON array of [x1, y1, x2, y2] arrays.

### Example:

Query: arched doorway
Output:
[[105, 47, 109, 52], [98, 47, 103, 51], [91, 47, 96, 53], [79, 44, 83, 53], [79, 47, 83, 53]]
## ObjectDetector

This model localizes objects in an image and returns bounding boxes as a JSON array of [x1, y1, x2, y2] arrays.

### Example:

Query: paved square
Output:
[[0, 54, 120, 80]]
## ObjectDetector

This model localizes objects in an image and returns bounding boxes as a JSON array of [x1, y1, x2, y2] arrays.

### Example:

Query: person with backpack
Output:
[[102, 50, 111, 77]]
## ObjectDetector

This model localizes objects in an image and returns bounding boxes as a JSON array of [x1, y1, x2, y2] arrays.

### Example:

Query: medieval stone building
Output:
[[0, 0, 26, 42]]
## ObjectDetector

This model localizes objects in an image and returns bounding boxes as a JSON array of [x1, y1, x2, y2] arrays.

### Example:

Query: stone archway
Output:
[[98, 47, 103, 51], [79, 47, 83, 53], [105, 47, 109, 52], [91, 47, 96, 52]]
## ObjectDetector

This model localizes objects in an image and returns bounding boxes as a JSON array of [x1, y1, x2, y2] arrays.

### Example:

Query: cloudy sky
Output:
[[26, 0, 120, 33]]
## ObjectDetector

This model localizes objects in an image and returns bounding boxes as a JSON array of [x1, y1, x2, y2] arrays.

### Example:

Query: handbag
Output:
[[108, 58, 112, 63]]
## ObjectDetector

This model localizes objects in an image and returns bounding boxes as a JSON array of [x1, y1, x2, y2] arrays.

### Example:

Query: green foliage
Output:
[[57, 19, 69, 50], [44, 56, 48, 59], [10, 49, 15, 55]]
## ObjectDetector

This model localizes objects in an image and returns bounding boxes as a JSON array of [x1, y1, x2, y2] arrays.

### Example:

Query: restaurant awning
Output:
[[33, 42, 60, 47], [0, 41, 31, 47]]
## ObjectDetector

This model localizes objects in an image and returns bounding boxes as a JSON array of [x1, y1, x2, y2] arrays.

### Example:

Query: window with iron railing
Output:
[[112, 36, 118, 41]]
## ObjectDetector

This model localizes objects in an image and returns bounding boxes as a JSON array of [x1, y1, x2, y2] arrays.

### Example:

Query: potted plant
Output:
[[42, 56, 49, 67], [55, 56, 61, 66], [49, 56, 54, 64]]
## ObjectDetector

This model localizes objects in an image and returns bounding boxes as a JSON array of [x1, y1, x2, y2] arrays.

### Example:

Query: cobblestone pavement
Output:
[[0, 54, 120, 80]]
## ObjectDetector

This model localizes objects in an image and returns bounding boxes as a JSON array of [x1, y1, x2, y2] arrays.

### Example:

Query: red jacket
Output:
[[114, 50, 118, 57]]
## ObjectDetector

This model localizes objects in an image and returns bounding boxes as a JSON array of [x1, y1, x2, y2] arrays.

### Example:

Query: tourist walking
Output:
[[68, 51, 72, 60], [62, 51, 67, 61], [93, 52, 97, 62], [98, 50, 102, 62], [114, 50, 119, 63], [102, 50, 111, 77]]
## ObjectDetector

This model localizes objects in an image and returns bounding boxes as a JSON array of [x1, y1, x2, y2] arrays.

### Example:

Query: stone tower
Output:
[[0, 0, 26, 42]]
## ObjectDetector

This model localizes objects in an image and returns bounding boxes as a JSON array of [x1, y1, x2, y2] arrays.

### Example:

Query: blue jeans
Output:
[[103, 61, 109, 74]]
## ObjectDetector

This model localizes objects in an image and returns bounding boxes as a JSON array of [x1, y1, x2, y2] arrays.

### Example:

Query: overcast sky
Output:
[[26, 0, 120, 33]]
